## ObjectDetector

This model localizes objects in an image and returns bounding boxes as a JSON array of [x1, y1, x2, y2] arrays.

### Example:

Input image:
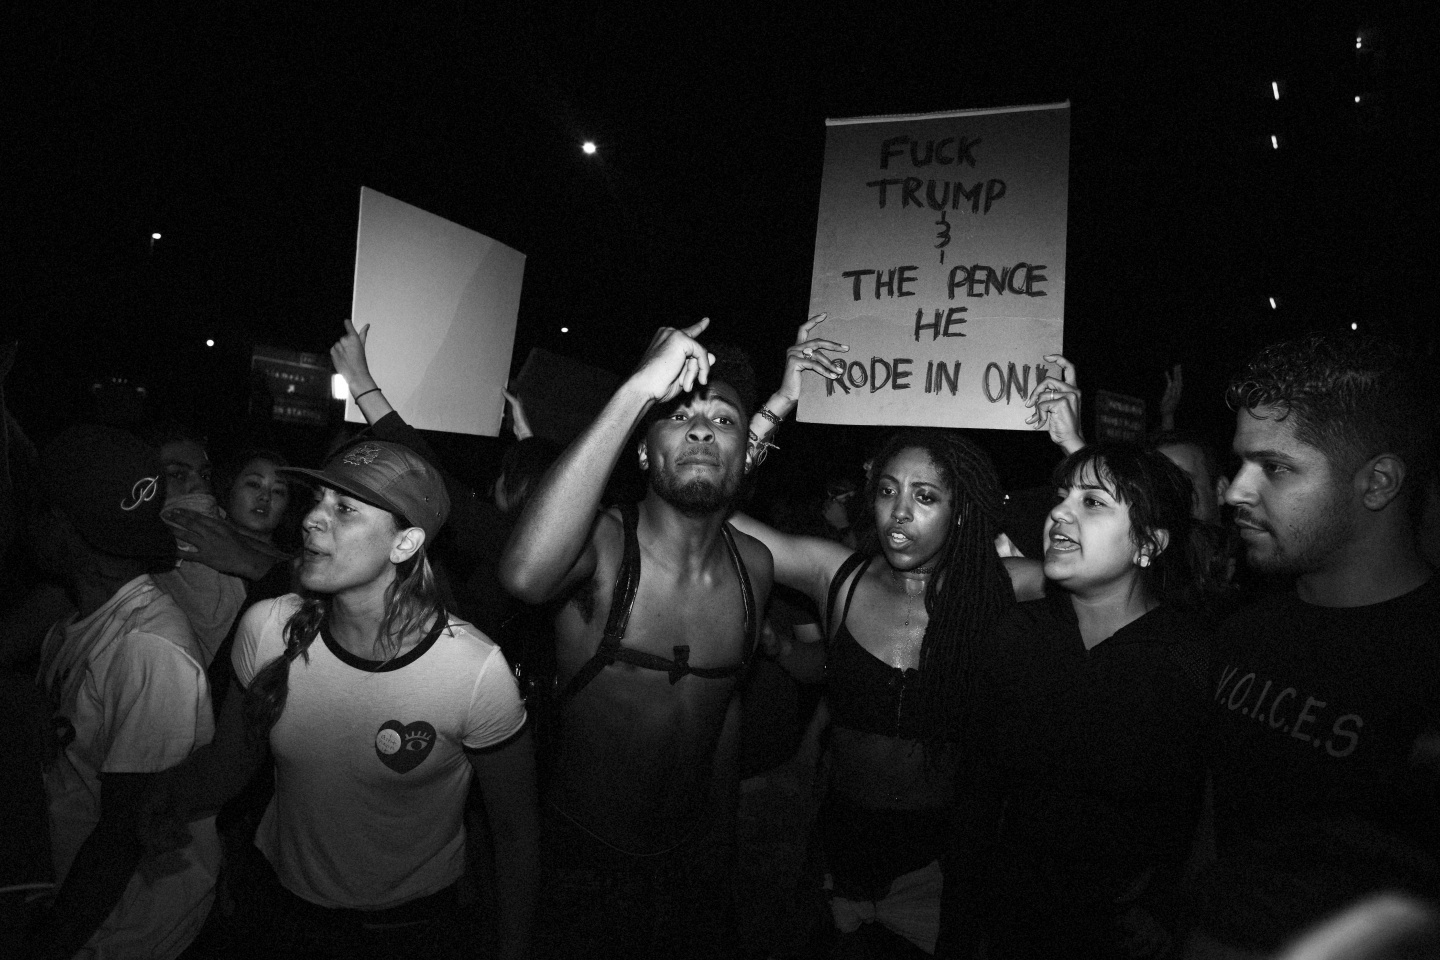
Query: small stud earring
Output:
[[1138, 555, 1151, 568]]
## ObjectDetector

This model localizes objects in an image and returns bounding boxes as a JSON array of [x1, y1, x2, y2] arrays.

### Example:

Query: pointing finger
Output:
[[681, 317, 711, 339]]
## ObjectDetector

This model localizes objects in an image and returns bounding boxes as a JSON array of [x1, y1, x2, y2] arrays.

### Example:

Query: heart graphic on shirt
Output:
[[374, 720, 437, 774]]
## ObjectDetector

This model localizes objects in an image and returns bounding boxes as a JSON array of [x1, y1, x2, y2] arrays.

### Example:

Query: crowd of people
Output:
[[0, 311, 1436, 960]]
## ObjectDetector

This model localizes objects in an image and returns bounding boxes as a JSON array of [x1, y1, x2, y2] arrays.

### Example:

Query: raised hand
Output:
[[331, 318, 378, 396], [630, 318, 715, 405], [1024, 354, 1084, 453], [502, 388, 534, 441], [1159, 364, 1182, 431], [775, 313, 847, 412]]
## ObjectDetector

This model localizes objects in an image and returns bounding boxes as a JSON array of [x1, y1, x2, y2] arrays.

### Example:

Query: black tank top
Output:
[[824, 553, 927, 741], [556, 501, 758, 706]]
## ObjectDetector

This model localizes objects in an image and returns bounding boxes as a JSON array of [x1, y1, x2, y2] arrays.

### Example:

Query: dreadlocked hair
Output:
[[243, 522, 446, 745], [864, 428, 1014, 764]]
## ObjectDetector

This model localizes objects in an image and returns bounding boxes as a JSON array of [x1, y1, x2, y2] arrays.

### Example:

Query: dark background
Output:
[[5, 3, 1434, 494]]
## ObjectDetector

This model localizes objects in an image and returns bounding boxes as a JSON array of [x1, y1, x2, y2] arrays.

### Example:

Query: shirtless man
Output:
[[500, 319, 773, 959]]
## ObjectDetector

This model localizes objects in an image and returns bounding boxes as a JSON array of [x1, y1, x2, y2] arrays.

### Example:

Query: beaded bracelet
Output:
[[758, 406, 784, 426]]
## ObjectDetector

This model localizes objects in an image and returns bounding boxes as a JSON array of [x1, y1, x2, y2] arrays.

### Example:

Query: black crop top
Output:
[[823, 553, 928, 741], [557, 501, 758, 706]]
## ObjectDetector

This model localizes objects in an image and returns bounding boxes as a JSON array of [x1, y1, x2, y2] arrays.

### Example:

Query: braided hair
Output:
[[864, 429, 1014, 762], [243, 513, 446, 745]]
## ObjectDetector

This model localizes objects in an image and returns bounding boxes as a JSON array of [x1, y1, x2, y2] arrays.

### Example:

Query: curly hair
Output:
[[1053, 442, 1214, 607], [706, 344, 758, 420], [863, 428, 1014, 762], [637, 342, 759, 436], [1226, 335, 1432, 510]]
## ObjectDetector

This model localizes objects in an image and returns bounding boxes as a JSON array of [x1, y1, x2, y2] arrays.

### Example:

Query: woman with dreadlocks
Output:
[[732, 317, 1038, 957], [140, 441, 538, 960]]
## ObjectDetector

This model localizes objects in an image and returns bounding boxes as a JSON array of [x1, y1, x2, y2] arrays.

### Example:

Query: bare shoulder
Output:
[[730, 526, 776, 590], [593, 505, 625, 551]]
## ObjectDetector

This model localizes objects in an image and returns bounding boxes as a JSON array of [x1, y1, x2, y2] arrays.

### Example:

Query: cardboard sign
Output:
[[1093, 389, 1147, 443], [801, 103, 1070, 430], [347, 187, 526, 436], [510, 348, 623, 448]]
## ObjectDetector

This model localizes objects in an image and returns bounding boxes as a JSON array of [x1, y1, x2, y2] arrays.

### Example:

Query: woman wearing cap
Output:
[[144, 440, 538, 960]]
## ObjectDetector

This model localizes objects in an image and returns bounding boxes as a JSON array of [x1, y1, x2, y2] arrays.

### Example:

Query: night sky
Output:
[[7, 5, 1433, 489]]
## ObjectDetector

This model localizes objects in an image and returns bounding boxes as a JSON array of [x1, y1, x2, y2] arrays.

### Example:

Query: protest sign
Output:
[[1093, 389, 1147, 443], [801, 103, 1069, 430], [347, 187, 525, 436], [511, 348, 622, 448]]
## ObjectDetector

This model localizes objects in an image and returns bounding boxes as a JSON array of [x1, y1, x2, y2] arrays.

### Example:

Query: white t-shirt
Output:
[[39, 575, 219, 960], [232, 595, 526, 909]]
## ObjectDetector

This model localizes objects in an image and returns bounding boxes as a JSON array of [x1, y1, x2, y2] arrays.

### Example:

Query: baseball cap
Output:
[[40, 425, 177, 563], [281, 441, 449, 540]]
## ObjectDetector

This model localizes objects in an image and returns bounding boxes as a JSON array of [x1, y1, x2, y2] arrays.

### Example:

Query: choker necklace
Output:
[[891, 569, 928, 593]]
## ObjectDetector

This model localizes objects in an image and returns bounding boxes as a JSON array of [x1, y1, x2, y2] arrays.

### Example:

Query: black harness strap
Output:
[[556, 501, 757, 707]]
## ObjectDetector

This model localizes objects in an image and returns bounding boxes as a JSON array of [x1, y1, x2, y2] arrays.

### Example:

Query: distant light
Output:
[[1268, 297, 1277, 310], [581, 142, 597, 155], [560, 326, 570, 333], [1356, 36, 1362, 49], [151, 232, 162, 240], [1270, 135, 1279, 150], [331, 374, 348, 400], [1271, 81, 1280, 100], [205, 339, 215, 347], [1350, 322, 1359, 331], [1355, 95, 1361, 103]]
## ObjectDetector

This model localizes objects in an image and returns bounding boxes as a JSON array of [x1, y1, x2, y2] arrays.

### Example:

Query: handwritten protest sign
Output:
[[347, 187, 525, 436], [801, 103, 1069, 430]]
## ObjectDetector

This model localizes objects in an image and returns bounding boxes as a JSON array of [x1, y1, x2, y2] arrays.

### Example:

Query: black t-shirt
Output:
[[1210, 576, 1440, 855], [956, 593, 1211, 927]]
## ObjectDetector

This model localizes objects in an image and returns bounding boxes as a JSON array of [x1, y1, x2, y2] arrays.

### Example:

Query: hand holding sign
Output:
[[632, 319, 715, 406], [773, 314, 848, 416], [502, 389, 534, 441], [804, 103, 1069, 429], [332, 318, 379, 396], [1024, 354, 1084, 453], [1160, 363, 1182, 431]]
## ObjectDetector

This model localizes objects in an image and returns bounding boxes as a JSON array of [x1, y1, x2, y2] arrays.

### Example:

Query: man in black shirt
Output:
[[1194, 335, 1439, 956]]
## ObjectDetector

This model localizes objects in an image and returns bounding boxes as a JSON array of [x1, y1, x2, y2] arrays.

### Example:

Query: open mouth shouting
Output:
[[1047, 530, 1079, 554], [885, 526, 914, 550]]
